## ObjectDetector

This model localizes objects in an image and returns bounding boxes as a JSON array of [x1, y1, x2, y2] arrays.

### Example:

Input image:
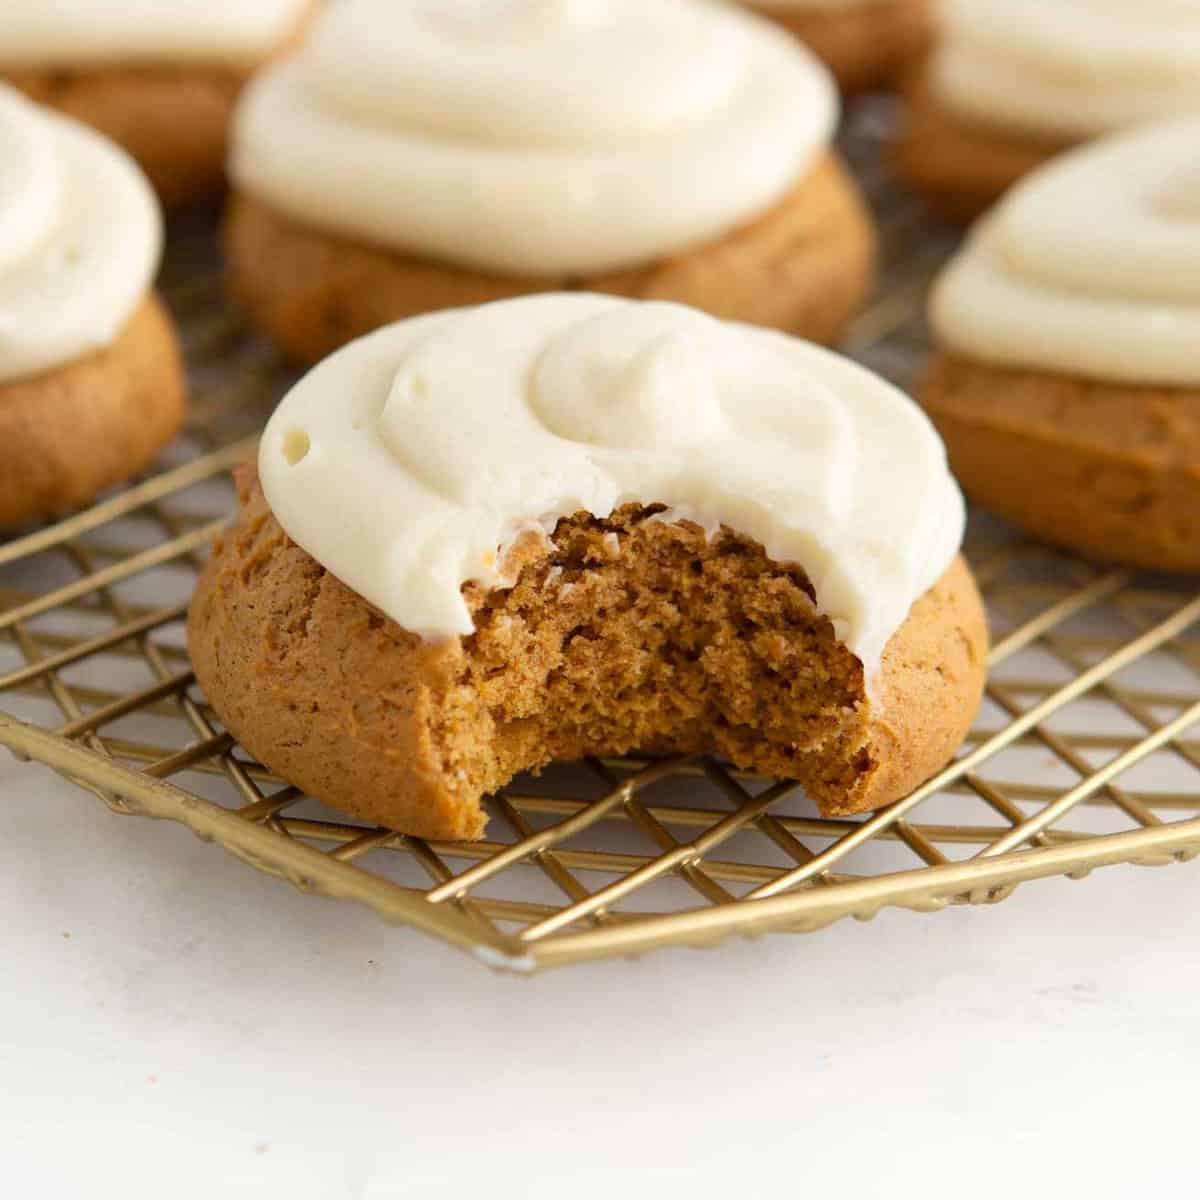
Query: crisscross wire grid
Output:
[[2, 104, 1199, 972]]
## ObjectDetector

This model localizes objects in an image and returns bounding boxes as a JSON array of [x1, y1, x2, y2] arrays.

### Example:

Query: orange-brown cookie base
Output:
[[891, 70, 1073, 222], [0, 294, 187, 528], [922, 352, 1200, 572], [224, 152, 876, 365], [188, 469, 986, 841], [752, 0, 936, 95]]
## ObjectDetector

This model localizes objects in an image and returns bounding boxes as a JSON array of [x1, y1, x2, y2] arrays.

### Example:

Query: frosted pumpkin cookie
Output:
[[893, 0, 1200, 221], [738, 0, 937, 95], [0, 86, 186, 529], [922, 119, 1200, 572], [0, 1, 314, 207], [188, 294, 986, 841], [225, 0, 875, 366]]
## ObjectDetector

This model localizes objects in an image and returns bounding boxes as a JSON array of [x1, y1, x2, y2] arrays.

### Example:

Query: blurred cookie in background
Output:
[[921, 118, 1200, 570], [224, 0, 876, 364], [739, 0, 937, 95], [892, 0, 1200, 220], [0, 1, 316, 207], [0, 85, 186, 528]]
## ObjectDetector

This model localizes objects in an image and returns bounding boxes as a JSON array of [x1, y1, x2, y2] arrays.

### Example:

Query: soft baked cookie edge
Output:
[[922, 351, 1200, 573], [0, 292, 187, 528]]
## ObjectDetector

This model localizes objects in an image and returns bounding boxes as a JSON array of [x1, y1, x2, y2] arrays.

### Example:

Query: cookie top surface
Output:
[[933, 0, 1200, 138], [0, 0, 311, 68], [930, 117, 1200, 387], [257, 293, 964, 678], [230, 0, 837, 277], [0, 84, 160, 384]]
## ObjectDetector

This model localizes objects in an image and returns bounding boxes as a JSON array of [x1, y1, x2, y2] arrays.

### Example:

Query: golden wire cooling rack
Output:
[[2, 103, 1199, 973]]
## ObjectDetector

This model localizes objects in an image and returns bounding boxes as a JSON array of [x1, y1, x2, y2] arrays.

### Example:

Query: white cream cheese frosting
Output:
[[933, 0, 1200, 139], [0, 1, 311, 68], [0, 85, 161, 385], [931, 118, 1200, 387], [231, 0, 838, 277], [258, 294, 964, 679]]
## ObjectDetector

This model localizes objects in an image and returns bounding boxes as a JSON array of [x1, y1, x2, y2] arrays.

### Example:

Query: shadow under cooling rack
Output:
[[1, 103, 1199, 971]]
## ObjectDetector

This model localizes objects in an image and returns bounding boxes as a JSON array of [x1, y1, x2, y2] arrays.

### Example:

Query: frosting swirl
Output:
[[0, 85, 161, 385], [231, 0, 837, 277], [933, 0, 1200, 138], [259, 294, 964, 677], [931, 118, 1200, 387], [0, 1, 311, 67]]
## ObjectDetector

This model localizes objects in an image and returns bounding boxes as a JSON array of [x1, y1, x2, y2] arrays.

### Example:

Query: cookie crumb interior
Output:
[[432, 503, 876, 820]]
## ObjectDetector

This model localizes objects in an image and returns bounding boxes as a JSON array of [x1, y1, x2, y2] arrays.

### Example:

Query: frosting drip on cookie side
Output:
[[0, 85, 161, 384], [933, 0, 1200, 137], [0, 1, 311, 67], [931, 118, 1200, 387], [258, 294, 964, 678], [231, 0, 837, 276]]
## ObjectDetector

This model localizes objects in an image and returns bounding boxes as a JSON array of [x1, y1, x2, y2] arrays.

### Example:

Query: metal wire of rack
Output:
[[2, 103, 1199, 972]]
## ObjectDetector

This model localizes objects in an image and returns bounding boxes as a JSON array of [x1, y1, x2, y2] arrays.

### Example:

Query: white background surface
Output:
[[2, 749, 1196, 1199]]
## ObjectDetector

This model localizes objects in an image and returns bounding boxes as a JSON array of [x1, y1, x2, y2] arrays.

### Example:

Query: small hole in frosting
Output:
[[282, 429, 311, 466]]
